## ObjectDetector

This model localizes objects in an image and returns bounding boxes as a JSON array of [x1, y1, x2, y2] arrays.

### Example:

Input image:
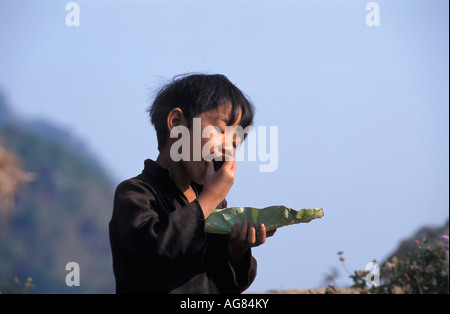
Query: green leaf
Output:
[[205, 206, 324, 234]]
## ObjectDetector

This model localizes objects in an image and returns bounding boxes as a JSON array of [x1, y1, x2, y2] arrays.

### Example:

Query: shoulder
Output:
[[114, 176, 156, 201], [114, 159, 163, 195]]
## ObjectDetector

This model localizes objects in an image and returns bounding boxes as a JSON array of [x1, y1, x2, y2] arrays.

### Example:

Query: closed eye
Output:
[[213, 125, 224, 133]]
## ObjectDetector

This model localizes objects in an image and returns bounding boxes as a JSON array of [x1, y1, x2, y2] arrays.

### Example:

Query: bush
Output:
[[0, 276, 34, 294], [343, 235, 449, 294]]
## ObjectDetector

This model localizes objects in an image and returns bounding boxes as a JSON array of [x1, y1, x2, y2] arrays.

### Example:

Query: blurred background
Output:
[[0, 0, 448, 293]]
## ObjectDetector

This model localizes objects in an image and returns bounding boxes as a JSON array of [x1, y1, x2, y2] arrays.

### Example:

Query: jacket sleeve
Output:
[[112, 179, 206, 261], [204, 199, 257, 293], [205, 234, 257, 293]]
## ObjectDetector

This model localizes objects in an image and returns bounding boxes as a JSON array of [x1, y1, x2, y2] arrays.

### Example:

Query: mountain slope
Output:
[[0, 91, 115, 293]]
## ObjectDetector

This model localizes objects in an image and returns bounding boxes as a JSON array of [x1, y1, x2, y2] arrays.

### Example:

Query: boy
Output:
[[109, 74, 275, 294]]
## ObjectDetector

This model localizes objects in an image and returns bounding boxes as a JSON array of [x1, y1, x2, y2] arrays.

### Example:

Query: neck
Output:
[[156, 149, 192, 193]]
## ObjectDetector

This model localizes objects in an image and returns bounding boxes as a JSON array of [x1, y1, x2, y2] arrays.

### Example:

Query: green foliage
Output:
[[342, 236, 449, 294]]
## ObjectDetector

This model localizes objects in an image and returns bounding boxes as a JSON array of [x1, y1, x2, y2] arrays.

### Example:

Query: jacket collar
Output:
[[141, 159, 203, 196]]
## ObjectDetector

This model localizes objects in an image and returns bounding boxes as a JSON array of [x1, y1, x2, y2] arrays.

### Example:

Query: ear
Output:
[[167, 107, 187, 133]]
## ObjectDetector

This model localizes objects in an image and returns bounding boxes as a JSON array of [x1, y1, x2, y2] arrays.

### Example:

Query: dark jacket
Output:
[[109, 159, 257, 293]]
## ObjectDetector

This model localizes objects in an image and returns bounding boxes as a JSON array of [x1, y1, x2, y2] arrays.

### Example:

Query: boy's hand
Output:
[[197, 159, 236, 218], [227, 221, 277, 263]]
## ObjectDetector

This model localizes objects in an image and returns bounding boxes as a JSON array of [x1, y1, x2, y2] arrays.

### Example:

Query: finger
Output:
[[247, 224, 256, 245], [230, 222, 239, 239], [225, 160, 237, 176], [239, 220, 248, 242], [222, 158, 236, 169], [205, 160, 215, 175], [231, 160, 237, 172], [266, 228, 277, 237], [257, 224, 267, 245]]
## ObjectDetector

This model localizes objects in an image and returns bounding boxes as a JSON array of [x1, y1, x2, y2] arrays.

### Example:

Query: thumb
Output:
[[205, 160, 215, 176]]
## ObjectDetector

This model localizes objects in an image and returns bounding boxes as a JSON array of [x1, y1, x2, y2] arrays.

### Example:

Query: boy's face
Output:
[[182, 102, 242, 185]]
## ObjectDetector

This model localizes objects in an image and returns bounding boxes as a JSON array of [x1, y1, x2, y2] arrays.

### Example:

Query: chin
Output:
[[190, 171, 205, 185], [189, 162, 206, 185], [192, 177, 205, 185]]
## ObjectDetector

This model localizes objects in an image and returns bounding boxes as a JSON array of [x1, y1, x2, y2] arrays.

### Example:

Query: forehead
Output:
[[201, 102, 242, 126]]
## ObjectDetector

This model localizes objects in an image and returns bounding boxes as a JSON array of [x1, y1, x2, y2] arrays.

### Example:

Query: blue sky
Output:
[[1, 0, 448, 292]]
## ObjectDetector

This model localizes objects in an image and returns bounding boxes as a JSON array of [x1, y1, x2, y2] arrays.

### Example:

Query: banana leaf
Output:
[[205, 206, 324, 234]]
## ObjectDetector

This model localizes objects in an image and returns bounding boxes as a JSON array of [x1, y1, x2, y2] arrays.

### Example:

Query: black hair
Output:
[[148, 73, 255, 151]]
